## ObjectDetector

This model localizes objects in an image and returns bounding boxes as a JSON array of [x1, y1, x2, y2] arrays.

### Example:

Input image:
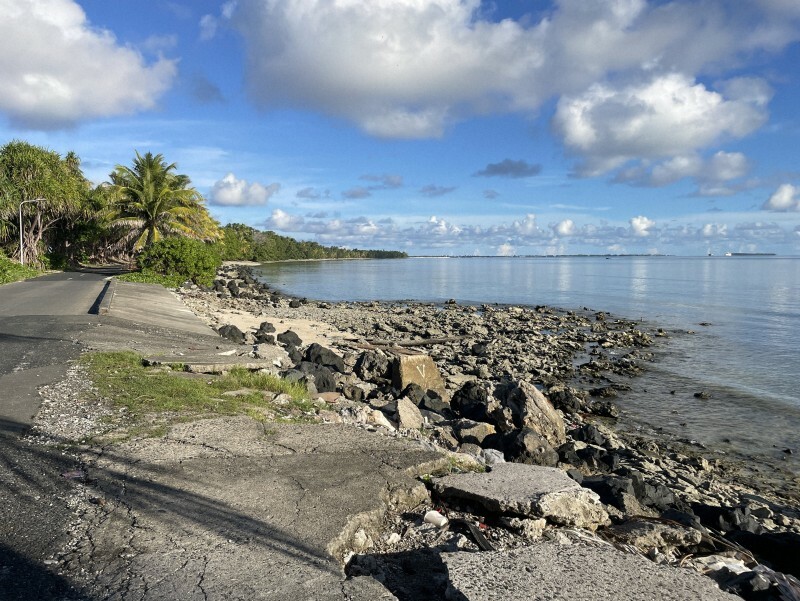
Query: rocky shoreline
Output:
[[174, 265, 800, 600]]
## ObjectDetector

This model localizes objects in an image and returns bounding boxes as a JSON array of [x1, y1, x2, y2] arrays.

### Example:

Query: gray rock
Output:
[[433, 462, 608, 529], [480, 448, 506, 465], [218, 324, 245, 344], [277, 330, 302, 347], [395, 397, 424, 430], [492, 380, 566, 446], [606, 519, 703, 552], [304, 343, 346, 373], [508, 427, 559, 467], [452, 419, 496, 446], [355, 350, 390, 382]]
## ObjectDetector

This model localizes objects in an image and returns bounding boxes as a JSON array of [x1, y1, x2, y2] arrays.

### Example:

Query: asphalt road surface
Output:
[[0, 271, 109, 601]]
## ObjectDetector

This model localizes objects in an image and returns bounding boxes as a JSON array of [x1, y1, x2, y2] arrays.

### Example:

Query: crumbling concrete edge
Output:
[[327, 455, 451, 565]]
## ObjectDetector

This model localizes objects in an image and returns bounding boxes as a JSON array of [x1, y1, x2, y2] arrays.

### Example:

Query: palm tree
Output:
[[110, 151, 222, 251]]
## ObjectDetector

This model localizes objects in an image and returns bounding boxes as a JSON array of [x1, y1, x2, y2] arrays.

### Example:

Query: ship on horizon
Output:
[[724, 252, 777, 257]]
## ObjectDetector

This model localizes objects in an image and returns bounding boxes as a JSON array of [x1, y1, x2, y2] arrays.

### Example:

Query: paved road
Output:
[[1, 272, 109, 601], [0, 272, 108, 428]]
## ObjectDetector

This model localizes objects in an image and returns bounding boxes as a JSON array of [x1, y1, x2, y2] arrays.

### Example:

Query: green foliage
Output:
[[0, 251, 40, 284], [216, 224, 407, 262], [111, 151, 222, 252], [0, 140, 90, 266], [82, 351, 313, 438], [116, 270, 188, 288], [135, 237, 220, 286]]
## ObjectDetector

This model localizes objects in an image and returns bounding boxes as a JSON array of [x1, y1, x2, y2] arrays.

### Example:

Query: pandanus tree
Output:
[[0, 140, 88, 265], [110, 151, 222, 252]]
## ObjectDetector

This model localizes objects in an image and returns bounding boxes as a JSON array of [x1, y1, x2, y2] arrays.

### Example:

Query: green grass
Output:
[[0, 255, 41, 284], [116, 270, 188, 288], [82, 351, 316, 438]]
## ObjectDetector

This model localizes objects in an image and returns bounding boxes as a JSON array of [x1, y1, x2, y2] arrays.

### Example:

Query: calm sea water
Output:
[[255, 256, 800, 469]]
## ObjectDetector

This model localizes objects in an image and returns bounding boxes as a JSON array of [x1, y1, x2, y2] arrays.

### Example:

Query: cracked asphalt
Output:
[[1, 275, 448, 600]]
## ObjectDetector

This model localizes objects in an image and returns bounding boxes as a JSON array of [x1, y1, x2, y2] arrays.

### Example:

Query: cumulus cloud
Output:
[[614, 151, 752, 195], [420, 185, 456, 198], [0, 0, 176, 129], [497, 243, 516, 257], [259, 208, 798, 254], [630, 216, 656, 237], [763, 184, 800, 211], [474, 159, 542, 179], [554, 219, 576, 237], [554, 74, 770, 176], [209, 173, 280, 206], [229, 0, 796, 140]]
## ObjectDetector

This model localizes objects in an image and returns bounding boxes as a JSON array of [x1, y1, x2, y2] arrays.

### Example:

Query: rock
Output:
[[507, 428, 559, 467], [500, 517, 547, 539], [295, 362, 338, 393], [400, 383, 426, 406], [254, 333, 275, 345], [355, 350, 391, 382], [433, 463, 608, 530], [725, 530, 800, 578], [304, 343, 346, 373], [257, 321, 276, 333], [342, 384, 365, 403], [289, 299, 302, 308], [452, 419, 496, 446], [218, 324, 246, 344], [691, 503, 762, 534], [392, 354, 447, 400], [492, 381, 566, 446], [277, 330, 302, 347], [480, 448, 505, 465], [546, 384, 585, 414], [420, 394, 454, 418], [606, 519, 703, 553], [395, 398, 424, 430], [451, 381, 492, 422], [368, 409, 396, 431]]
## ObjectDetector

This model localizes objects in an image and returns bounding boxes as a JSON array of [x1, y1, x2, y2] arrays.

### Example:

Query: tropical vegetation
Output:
[[0, 139, 405, 280]]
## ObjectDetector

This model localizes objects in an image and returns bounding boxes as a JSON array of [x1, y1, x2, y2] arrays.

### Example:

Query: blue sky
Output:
[[2, 0, 800, 256]]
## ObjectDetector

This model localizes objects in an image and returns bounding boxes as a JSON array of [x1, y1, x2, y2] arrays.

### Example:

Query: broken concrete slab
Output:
[[67, 418, 449, 600], [433, 462, 608, 530], [392, 354, 447, 400], [605, 518, 704, 552], [442, 541, 739, 601]]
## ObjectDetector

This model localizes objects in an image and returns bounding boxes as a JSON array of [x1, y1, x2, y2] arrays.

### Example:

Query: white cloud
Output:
[[230, 0, 796, 140], [209, 173, 280, 206], [553, 74, 770, 176], [554, 219, 576, 237], [199, 14, 218, 41], [265, 208, 305, 231], [763, 184, 800, 212], [497, 243, 515, 257], [630, 216, 656, 237], [0, 0, 176, 129]]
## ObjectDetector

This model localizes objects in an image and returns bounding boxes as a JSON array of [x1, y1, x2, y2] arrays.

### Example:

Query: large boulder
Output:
[[395, 397, 424, 430], [492, 381, 566, 446], [277, 330, 302, 348], [304, 343, 346, 373], [391, 354, 447, 399], [218, 324, 245, 344], [507, 428, 559, 467], [354, 350, 391, 382], [451, 381, 494, 422]]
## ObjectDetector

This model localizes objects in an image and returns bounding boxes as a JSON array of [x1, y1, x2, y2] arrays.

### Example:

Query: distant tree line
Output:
[[219, 223, 407, 262], [0, 140, 405, 276]]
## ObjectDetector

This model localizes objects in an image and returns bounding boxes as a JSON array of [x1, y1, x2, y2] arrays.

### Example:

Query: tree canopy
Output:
[[110, 151, 222, 252]]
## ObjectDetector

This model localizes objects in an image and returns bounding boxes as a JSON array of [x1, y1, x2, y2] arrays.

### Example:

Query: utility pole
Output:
[[18, 198, 43, 265]]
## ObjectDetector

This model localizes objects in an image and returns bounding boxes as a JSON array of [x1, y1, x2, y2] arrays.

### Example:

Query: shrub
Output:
[[0, 251, 40, 284], [136, 237, 220, 286]]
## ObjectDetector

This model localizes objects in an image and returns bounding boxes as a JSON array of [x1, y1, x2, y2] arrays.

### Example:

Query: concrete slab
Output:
[[106, 281, 216, 337], [67, 417, 449, 600], [433, 463, 608, 529], [442, 542, 739, 601]]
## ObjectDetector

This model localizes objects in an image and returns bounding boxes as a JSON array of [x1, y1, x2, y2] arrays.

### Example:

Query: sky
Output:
[[2, 0, 800, 256]]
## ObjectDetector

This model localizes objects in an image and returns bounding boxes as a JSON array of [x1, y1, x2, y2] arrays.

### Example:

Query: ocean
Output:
[[254, 256, 800, 471]]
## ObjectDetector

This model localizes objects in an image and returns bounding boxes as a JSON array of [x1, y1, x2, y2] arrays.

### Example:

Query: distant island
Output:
[[724, 252, 776, 257]]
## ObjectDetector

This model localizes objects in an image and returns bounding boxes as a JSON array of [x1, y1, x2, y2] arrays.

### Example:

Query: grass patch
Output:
[[82, 351, 315, 438], [116, 270, 188, 288], [0, 255, 41, 284]]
